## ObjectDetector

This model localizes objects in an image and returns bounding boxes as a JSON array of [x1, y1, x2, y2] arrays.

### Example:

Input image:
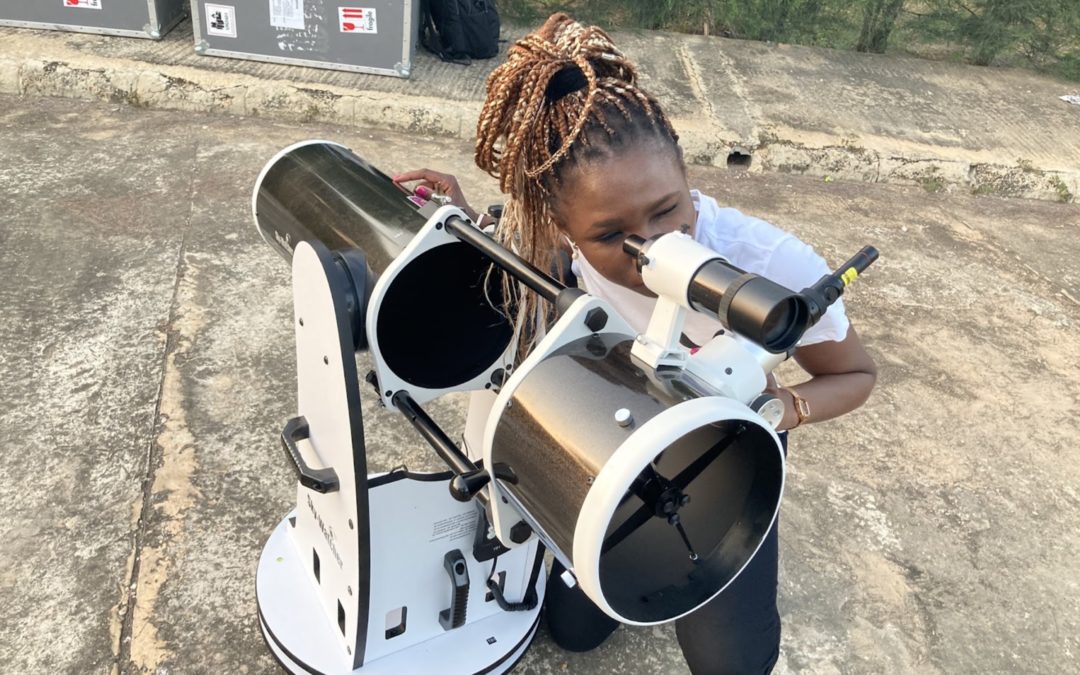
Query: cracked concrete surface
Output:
[[0, 92, 1078, 674]]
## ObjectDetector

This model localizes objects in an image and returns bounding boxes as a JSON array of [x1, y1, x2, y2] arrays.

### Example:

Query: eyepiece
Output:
[[622, 234, 652, 272], [688, 259, 811, 353]]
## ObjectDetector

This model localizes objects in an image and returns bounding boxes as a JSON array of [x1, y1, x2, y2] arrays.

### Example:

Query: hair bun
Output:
[[475, 12, 661, 185], [539, 14, 634, 85], [544, 64, 588, 102]]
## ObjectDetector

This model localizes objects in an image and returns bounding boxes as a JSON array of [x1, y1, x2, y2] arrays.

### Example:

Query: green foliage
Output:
[[902, 0, 1080, 76], [856, 0, 905, 53], [1050, 175, 1074, 203], [498, 0, 1080, 80], [499, 0, 863, 46]]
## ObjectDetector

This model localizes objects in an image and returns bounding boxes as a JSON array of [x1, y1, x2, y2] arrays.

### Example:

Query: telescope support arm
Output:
[[442, 215, 566, 306], [392, 391, 490, 507]]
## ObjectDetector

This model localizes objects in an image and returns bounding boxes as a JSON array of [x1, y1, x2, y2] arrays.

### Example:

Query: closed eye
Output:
[[654, 204, 678, 219]]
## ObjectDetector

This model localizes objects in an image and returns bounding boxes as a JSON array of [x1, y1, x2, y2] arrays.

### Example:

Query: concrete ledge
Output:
[[2, 20, 1077, 204], [748, 136, 1079, 202]]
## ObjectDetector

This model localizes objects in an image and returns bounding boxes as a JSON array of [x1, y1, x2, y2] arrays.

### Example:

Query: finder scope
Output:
[[624, 234, 878, 353]]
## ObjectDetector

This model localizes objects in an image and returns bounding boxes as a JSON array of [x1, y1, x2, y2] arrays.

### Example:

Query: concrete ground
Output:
[[1, 18, 1079, 202], [1, 92, 1078, 674]]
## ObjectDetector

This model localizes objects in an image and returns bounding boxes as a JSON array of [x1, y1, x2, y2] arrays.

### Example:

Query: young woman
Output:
[[396, 14, 876, 674]]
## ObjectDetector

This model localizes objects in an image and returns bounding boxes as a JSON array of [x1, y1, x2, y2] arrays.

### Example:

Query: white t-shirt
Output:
[[571, 190, 850, 348]]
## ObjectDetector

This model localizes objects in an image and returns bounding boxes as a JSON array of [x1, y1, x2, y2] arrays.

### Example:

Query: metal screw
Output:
[[615, 408, 633, 427]]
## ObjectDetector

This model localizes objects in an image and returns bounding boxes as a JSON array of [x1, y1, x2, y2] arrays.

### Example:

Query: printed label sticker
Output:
[[205, 3, 238, 38], [63, 0, 103, 9], [338, 7, 377, 34], [270, 0, 304, 30]]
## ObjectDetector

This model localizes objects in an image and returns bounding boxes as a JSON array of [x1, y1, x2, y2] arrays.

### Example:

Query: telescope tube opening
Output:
[[597, 420, 782, 623], [487, 338, 784, 624], [375, 242, 513, 389]]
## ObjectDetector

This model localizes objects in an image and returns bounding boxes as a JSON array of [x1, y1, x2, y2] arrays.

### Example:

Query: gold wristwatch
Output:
[[782, 386, 811, 428]]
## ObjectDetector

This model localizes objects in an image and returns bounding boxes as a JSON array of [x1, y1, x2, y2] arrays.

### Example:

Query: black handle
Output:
[[281, 416, 340, 494], [802, 245, 880, 324], [439, 549, 470, 630]]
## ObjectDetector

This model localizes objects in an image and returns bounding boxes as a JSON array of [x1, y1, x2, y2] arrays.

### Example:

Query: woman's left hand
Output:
[[393, 168, 480, 221]]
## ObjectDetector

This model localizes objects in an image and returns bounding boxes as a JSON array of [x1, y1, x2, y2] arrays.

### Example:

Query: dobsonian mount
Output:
[[249, 140, 877, 673]]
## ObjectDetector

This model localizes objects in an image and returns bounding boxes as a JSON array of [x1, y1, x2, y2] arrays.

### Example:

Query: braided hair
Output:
[[475, 13, 681, 355]]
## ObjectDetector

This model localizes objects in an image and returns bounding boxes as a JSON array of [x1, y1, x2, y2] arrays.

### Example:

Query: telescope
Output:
[[250, 140, 878, 673]]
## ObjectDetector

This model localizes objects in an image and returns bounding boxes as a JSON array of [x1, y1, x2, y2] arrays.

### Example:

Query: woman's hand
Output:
[[393, 168, 480, 222], [767, 326, 877, 432]]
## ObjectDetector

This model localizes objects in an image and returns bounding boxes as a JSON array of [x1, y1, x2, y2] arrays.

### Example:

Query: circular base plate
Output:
[[256, 512, 542, 674]]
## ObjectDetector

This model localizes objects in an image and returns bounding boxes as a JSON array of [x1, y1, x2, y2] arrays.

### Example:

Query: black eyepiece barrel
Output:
[[687, 259, 810, 353]]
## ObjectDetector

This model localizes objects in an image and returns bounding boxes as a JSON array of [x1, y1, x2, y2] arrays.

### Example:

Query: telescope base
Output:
[[257, 510, 542, 675]]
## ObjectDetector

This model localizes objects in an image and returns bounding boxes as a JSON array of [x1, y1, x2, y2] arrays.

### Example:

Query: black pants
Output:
[[545, 437, 786, 675]]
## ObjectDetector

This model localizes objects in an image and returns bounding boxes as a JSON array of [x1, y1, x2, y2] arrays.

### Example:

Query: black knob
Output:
[[509, 520, 533, 544], [449, 469, 491, 502]]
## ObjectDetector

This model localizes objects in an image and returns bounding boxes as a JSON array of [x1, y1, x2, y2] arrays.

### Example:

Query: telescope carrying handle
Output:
[[280, 416, 340, 494], [439, 550, 470, 630]]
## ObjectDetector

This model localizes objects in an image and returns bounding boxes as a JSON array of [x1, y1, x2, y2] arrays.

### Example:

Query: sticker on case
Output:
[[63, 0, 103, 9], [339, 7, 377, 34], [205, 3, 238, 38], [270, 0, 304, 30]]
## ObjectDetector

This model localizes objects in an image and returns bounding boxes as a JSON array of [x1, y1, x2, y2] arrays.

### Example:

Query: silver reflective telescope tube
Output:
[[252, 140, 430, 273], [252, 140, 517, 388], [484, 333, 783, 625]]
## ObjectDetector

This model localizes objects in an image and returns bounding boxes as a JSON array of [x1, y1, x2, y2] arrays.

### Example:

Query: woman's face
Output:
[[553, 144, 695, 294]]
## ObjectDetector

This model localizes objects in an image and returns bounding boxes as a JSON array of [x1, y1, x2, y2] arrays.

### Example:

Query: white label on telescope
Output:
[[269, 0, 304, 30], [429, 511, 475, 544], [62, 0, 102, 9], [204, 3, 238, 38], [338, 7, 377, 34]]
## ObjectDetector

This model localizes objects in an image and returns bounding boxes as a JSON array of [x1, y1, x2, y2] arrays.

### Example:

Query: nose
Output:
[[643, 219, 682, 241]]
